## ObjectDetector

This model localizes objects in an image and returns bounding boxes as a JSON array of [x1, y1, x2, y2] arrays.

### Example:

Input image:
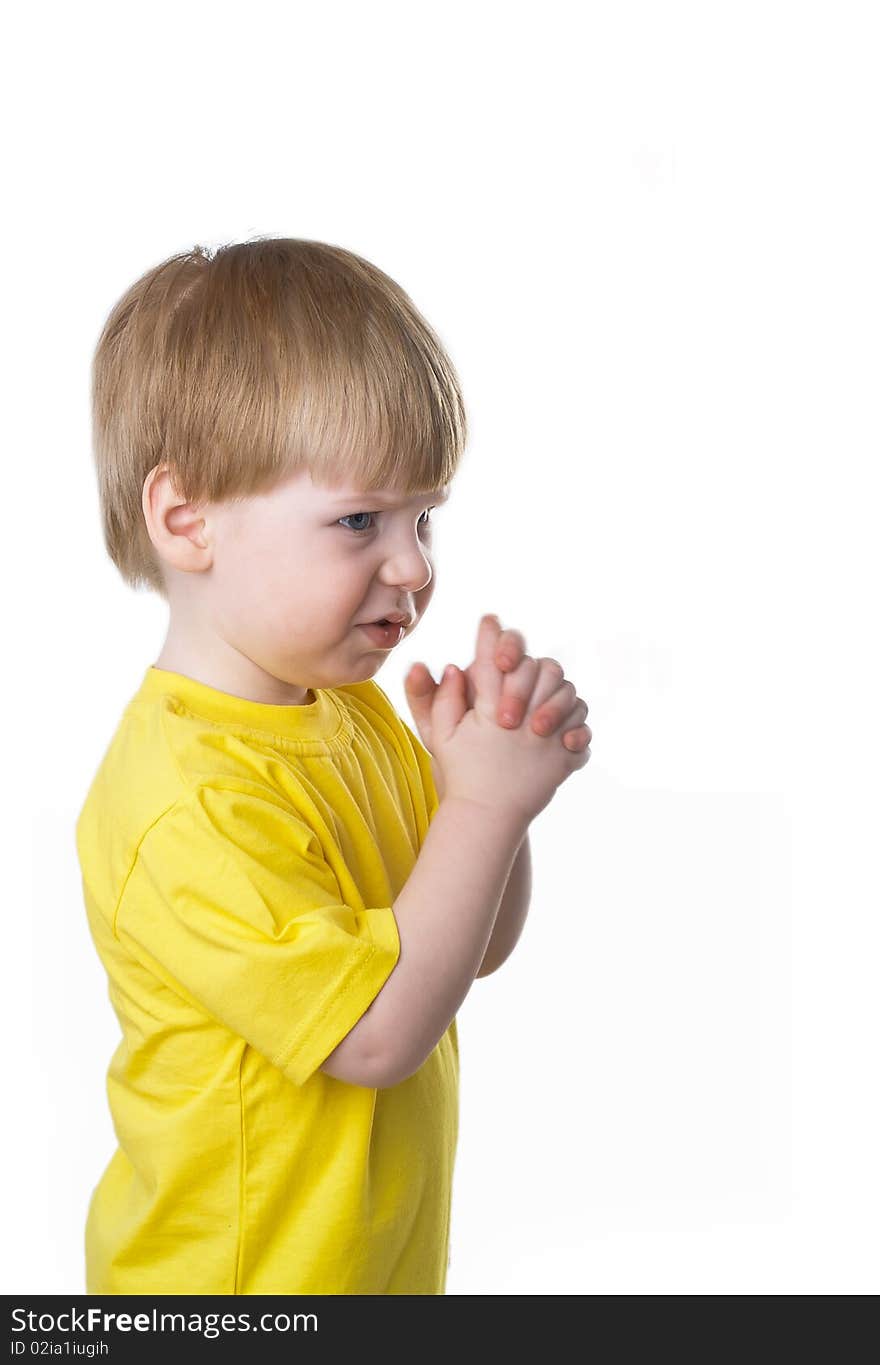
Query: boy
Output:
[[77, 237, 591, 1295]]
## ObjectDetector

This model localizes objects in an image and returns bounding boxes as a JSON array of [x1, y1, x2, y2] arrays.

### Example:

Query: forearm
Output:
[[431, 752, 533, 976], [476, 832, 532, 976], [363, 795, 529, 1086]]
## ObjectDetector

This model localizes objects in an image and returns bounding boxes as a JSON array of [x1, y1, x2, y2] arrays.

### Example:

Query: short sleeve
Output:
[[113, 784, 401, 1087]]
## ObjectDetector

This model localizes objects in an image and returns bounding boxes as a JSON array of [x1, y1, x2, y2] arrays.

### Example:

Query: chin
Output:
[[338, 658, 384, 684]]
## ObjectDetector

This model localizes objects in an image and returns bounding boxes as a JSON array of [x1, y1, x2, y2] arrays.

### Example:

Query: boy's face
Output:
[[160, 467, 449, 699]]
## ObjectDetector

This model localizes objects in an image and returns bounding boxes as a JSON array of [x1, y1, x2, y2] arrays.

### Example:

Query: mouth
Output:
[[359, 618, 407, 648]]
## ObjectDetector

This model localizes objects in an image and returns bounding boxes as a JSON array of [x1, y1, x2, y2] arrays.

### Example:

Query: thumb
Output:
[[430, 663, 468, 739], [404, 662, 439, 746]]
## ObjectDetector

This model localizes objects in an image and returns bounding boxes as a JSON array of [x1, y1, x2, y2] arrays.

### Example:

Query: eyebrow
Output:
[[329, 487, 450, 507]]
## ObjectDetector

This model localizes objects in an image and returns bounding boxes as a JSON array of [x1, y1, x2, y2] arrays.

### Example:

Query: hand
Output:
[[406, 614, 591, 749], [405, 627, 589, 824], [461, 615, 591, 755], [404, 614, 591, 802]]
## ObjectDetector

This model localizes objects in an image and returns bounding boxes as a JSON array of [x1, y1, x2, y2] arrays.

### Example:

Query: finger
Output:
[[556, 704, 592, 766], [405, 661, 437, 698], [498, 655, 564, 728], [430, 663, 468, 740], [565, 739, 591, 770], [497, 654, 541, 727], [526, 659, 567, 716], [404, 660, 437, 710], [471, 613, 505, 716], [495, 627, 527, 672], [457, 662, 478, 712], [529, 685, 587, 737], [562, 725, 591, 753], [404, 662, 439, 748], [557, 699, 591, 751]]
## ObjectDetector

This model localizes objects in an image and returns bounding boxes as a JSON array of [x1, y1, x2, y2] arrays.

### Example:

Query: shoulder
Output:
[[120, 782, 334, 923]]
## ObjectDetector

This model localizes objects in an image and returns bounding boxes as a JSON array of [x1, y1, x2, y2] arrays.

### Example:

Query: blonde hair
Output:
[[90, 236, 468, 598]]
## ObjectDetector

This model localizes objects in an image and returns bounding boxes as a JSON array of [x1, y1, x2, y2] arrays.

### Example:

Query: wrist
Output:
[[430, 755, 446, 803], [438, 793, 531, 845]]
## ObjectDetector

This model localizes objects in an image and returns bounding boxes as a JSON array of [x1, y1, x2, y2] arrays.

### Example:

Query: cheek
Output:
[[415, 574, 436, 615]]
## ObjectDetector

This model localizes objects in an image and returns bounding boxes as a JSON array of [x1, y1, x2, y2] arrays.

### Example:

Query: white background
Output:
[[4, 0, 878, 1295]]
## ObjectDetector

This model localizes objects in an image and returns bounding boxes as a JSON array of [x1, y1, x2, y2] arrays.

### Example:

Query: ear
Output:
[[142, 464, 212, 574]]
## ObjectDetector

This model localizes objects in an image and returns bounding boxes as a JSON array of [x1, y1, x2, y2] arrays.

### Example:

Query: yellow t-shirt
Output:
[[76, 665, 459, 1295]]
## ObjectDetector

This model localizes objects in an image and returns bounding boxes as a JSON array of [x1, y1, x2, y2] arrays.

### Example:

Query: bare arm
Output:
[[476, 832, 532, 977], [321, 794, 528, 1087], [425, 754, 532, 979]]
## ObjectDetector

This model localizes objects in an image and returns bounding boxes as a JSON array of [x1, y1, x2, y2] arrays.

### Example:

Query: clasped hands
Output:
[[404, 613, 591, 802]]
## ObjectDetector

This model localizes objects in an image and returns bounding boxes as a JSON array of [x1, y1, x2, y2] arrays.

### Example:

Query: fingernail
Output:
[[500, 708, 517, 727], [444, 665, 456, 681]]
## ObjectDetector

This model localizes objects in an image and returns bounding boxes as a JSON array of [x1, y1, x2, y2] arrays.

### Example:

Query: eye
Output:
[[337, 507, 436, 537], [337, 511, 376, 535]]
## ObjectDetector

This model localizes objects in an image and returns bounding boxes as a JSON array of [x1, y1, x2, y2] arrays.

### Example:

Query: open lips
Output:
[[361, 618, 408, 647], [366, 611, 412, 627]]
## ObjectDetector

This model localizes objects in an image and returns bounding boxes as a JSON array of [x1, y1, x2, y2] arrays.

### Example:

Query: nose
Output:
[[378, 538, 433, 594]]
